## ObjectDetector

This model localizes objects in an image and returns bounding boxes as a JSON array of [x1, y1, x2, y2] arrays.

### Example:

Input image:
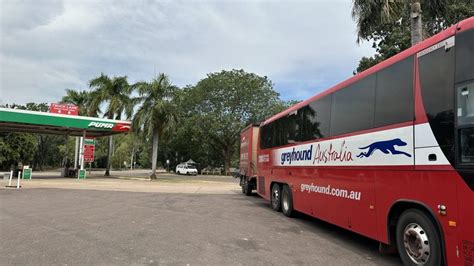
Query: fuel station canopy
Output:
[[0, 108, 131, 137]]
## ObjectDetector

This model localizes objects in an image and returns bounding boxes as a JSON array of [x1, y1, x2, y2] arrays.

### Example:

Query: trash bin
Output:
[[3, 173, 10, 182]]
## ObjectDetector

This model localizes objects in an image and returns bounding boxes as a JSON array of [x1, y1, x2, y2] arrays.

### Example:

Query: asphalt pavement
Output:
[[0, 176, 401, 265]]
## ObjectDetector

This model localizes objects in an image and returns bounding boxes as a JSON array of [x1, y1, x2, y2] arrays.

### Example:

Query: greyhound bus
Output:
[[240, 17, 474, 265]]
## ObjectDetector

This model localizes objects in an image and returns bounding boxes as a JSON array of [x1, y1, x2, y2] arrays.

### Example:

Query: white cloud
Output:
[[0, 0, 375, 104]]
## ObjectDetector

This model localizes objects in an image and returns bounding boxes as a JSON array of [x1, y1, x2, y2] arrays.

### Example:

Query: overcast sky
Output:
[[0, 0, 375, 105]]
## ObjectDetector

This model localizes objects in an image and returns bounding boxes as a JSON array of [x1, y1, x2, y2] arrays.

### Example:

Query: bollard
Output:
[[8, 170, 13, 186], [17, 171, 21, 189]]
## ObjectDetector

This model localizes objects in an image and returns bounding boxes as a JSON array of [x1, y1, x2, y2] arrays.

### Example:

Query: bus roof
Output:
[[262, 16, 474, 126]]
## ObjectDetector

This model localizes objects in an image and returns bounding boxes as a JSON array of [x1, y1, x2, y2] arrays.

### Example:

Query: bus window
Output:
[[330, 75, 376, 136], [419, 41, 456, 163], [456, 29, 474, 83], [457, 83, 474, 126], [375, 57, 414, 127], [460, 128, 474, 164]]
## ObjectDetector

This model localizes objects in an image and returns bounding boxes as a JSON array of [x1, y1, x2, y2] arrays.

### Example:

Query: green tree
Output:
[[4, 103, 67, 171], [188, 69, 283, 175], [88, 74, 134, 176], [0, 132, 36, 171], [61, 89, 95, 116], [353, 0, 474, 72], [352, 0, 448, 46], [132, 74, 178, 179]]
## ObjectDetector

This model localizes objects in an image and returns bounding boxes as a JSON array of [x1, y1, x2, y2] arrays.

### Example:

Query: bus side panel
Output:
[[301, 168, 377, 239], [268, 166, 378, 240], [256, 149, 272, 199], [375, 170, 460, 263], [457, 177, 474, 264]]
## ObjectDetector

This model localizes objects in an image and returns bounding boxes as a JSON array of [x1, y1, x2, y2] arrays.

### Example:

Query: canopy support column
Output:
[[74, 137, 79, 169], [80, 130, 86, 171]]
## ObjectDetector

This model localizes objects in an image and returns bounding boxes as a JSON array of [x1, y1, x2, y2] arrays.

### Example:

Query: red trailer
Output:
[[240, 17, 474, 265], [239, 124, 260, 195]]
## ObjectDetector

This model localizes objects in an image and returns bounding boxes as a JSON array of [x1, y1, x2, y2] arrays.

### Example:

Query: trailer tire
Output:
[[271, 183, 281, 212], [396, 209, 442, 266], [242, 178, 252, 196], [245, 181, 252, 196], [281, 185, 294, 217]]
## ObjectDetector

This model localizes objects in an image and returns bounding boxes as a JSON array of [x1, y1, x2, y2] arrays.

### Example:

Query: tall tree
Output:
[[61, 89, 94, 116], [188, 69, 283, 175], [352, 0, 449, 46], [132, 74, 178, 179], [88, 74, 134, 176], [353, 0, 474, 72]]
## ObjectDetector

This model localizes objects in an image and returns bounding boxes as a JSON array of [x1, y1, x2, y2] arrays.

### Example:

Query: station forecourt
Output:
[[0, 107, 131, 180]]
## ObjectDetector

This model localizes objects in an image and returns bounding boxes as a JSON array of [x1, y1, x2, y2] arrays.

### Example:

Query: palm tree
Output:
[[61, 89, 97, 171], [132, 74, 178, 179], [352, 0, 446, 46], [88, 74, 134, 176], [61, 89, 95, 116]]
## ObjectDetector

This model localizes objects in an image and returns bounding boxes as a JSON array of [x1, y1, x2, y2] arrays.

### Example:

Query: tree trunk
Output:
[[150, 129, 159, 180], [410, 0, 423, 46], [223, 148, 232, 176], [105, 135, 113, 176]]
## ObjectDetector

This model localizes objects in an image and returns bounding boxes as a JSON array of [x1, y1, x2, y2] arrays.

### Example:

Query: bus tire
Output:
[[271, 183, 281, 212], [396, 209, 442, 266], [281, 185, 294, 217]]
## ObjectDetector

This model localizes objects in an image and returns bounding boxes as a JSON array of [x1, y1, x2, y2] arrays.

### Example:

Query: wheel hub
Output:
[[272, 188, 279, 208], [403, 223, 430, 264]]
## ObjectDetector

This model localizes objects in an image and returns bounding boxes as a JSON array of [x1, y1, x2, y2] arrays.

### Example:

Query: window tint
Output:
[[457, 82, 474, 126], [330, 75, 376, 136], [295, 95, 332, 142], [456, 29, 474, 83], [460, 128, 474, 164], [260, 115, 294, 149], [419, 43, 455, 163], [260, 96, 332, 149], [375, 57, 414, 127]]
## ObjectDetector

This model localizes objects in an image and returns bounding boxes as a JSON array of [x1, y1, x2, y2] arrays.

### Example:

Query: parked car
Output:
[[175, 164, 198, 175], [230, 168, 240, 178]]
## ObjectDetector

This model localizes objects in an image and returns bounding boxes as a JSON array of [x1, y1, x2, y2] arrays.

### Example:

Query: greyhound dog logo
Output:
[[357, 138, 411, 158]]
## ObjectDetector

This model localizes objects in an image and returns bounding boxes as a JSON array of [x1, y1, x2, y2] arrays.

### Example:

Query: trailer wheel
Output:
[[396, 209, 442, 266], [271, 183, 281, 212], [281, 185, 294, 217], [242, 178, 252, 196]]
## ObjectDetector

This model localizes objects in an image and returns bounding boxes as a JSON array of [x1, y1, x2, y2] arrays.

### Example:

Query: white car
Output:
[[176, 164, 198, 175]]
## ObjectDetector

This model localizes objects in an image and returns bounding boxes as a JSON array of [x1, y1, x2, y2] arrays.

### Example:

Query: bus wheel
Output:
[[281, 185, 294, 217], [271, 183, 281, 212], [396, 209, 442, 266]]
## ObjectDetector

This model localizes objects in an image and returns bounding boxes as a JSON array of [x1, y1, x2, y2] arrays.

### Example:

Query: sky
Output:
[[0, 0, 375, 105]]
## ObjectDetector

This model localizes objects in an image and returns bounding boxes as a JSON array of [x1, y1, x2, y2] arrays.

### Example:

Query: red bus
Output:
[[240, 17, 474, 265]]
